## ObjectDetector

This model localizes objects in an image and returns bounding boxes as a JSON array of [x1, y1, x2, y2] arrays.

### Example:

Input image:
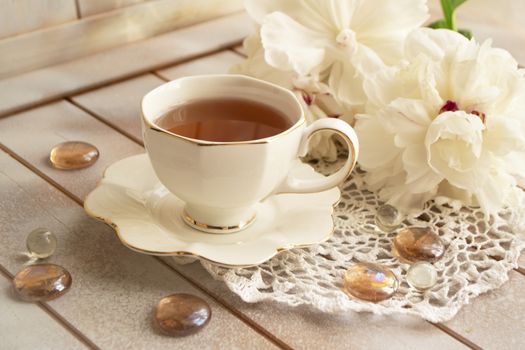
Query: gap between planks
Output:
[[0, 263, 101, 350], [0, 143, 293, 350]]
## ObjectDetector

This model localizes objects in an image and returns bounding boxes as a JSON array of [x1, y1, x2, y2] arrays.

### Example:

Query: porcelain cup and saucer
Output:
[[85, 74, 359, 266]]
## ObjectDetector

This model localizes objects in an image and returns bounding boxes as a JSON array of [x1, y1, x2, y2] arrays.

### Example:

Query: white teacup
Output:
[[142, 74, 359, 233]]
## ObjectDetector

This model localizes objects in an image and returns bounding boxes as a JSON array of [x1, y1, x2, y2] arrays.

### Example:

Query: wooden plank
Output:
[[0, 0, 244, 79], [78, 0, 148, 17], [0, 12, 252, 118], [156, 50, 244, 80], [0, 150, 277, 350], [71, 74, 165, 143], [0, 273, 87, 350], [2, 75, 469, 349], [0, 0, 77, 39], [443, 271, 525, 349], [0, 101, 144, 201]]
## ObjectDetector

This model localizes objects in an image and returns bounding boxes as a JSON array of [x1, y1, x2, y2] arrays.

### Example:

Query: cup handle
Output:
[[275, 118, 359, 194]]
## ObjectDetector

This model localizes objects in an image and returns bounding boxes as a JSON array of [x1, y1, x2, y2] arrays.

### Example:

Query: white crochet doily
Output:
[[182, 161, 525, 323]]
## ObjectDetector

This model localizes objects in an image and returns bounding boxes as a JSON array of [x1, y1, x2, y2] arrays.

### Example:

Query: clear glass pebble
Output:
[[49, 141, 99, 170], [26, 228, 57, 259], [393, 227, 445, 263], [13, 264, 72, 302], [375, 204, 403, 232], [406, 262, 438, 290], [154, 293, 211, 336], [343, 262, 399, 302]]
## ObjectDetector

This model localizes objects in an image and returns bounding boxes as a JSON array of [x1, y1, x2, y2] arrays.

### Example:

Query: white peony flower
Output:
[[355, 28, 525, 214], [243, 0, 428, 110], [233, 0, 428, 160]]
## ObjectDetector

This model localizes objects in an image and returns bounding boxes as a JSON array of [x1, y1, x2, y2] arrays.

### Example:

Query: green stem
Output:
[[440, 0, 455, 30]]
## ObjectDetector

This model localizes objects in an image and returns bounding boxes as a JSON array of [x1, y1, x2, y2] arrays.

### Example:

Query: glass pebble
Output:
[[393, 227, 445, 263], [343, 262, 399, 302], [375, 204, 403, 232], [406, 262, 438, 290], [154, 293, 211, 336], [49, 141, 99, 170], [26, 228, 57, 259], [13, 264, 72, 302]]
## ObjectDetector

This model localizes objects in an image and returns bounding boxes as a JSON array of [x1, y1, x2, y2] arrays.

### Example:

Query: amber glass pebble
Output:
[[154, 293, 211, 336], [343, 262, 399, 302], [49, 141, 99, 170], [392, 227, 445, 263], [13, 264, 72, 302]]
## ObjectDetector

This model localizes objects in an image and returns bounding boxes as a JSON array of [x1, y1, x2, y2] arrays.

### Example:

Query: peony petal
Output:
[[328, 61, 368, 108], [230, 34, 294, 89], [245, 0, 334, 33], [352, 0, 428, 64], [354, 115, 400, 169], [381, 98, 432, 133], [260, 12, 330, 76], [474, 164, 517, 214], [405, 28, 469, 62], [426, 111, 485, 191], [484, 117, 525, 155]]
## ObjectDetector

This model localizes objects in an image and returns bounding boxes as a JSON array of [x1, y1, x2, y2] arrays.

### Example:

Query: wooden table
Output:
[[1, 3, 524, 349]]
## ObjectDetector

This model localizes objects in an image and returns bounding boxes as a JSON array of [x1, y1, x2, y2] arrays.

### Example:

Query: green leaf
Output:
[[440, 0, 468, 30], [430, 0, 472, 37], [428, 20, 448, 29], [458, 28, 472, 39]]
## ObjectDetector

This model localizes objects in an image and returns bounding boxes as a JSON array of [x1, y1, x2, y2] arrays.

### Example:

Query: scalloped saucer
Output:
[[84, 153, 340, 267]]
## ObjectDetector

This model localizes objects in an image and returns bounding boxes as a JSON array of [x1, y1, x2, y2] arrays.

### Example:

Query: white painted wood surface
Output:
[[0, 150, 277, 350], [0, 13, 253, 117], [0, 0, 244, 79], [78, 0, 148, 17], [0, 0, 77, 39], [0, 274, 87, 350]]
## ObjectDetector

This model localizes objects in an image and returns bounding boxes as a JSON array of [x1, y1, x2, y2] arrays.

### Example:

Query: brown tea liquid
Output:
[[155, 97, 292, 142]]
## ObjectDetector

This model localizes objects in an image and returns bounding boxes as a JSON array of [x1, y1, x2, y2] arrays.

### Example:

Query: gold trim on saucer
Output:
[[181, 210, 257, 234], [83, 153, 340, 268]]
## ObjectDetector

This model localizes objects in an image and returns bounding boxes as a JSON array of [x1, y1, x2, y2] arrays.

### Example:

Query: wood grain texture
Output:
[[0, 101, 144, 201], [0, 151, 277, 350], [0, 13, 252, 118], [156, 50, 244, 80], [443, 271, 525, 349], [0, 274, 88, 350], [72, 74, 164, 143], [78, 0, 148, 17], [0, 0, 244, 79], [0, 0, 77, 40]]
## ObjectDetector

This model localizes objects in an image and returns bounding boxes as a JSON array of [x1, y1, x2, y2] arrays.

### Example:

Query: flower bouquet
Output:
[[232, 0, 525, 216]]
